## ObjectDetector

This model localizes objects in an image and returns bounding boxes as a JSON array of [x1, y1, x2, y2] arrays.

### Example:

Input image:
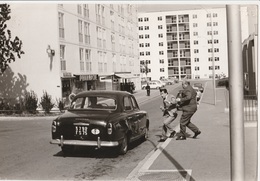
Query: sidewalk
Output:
[[128, 81, 257, 181]]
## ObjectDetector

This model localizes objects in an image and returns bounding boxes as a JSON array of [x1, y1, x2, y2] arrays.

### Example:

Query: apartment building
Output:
[[138, 8, 229, 81], [4, 3, 140, 104]]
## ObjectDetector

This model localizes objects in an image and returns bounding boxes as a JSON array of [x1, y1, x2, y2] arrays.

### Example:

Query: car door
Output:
[[129, 96, 146, 137], [123, 96, 139, 139]]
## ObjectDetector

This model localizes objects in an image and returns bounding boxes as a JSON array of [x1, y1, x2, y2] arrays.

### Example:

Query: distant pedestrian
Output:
[[145, 83, 150, 96], [158, 88, 177, 142], [176, 80, 201, 140]]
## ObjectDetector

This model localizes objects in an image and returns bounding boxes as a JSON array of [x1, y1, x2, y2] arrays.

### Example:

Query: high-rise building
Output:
[[3, 3, 140, 105], [138, 8, 229, 81]]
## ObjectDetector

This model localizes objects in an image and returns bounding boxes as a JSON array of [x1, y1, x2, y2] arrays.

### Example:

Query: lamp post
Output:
[[199, 6, 217, 105]]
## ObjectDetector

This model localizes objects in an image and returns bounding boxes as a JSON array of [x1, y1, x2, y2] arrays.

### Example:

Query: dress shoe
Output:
[[176, 136, 186, 140], [158, 137, 167, 142], [169, 131, 176, 138], [192, 131, 201, 138]]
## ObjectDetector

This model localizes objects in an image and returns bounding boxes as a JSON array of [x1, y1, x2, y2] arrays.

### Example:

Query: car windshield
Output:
[[70, 96, 117, 111]]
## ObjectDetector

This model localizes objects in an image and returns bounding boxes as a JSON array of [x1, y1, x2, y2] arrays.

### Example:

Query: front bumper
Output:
[[50, 135, 119, 148]]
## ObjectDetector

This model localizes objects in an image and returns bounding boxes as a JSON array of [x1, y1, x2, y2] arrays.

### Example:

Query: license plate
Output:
[[75, 126, 88, 136]]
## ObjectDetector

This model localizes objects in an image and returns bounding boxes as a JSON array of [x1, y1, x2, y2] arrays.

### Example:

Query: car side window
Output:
[[124, 96, 133, 111], [130, 96, 139, 110]]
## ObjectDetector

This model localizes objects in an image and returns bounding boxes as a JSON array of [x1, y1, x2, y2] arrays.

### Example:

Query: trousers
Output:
[[179, 111, 199, 137], [161, 113, 177, 138]]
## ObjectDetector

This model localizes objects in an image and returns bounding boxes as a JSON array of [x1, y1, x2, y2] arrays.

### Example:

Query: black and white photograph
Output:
[[0, 1, 258, 180]]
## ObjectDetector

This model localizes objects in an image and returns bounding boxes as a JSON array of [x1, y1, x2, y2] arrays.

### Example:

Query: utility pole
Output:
[[226, 5, 245, 181]]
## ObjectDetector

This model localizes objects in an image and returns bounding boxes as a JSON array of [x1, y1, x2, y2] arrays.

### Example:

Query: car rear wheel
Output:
[[61, 145, 74, 154], [118, 135, 128, 155], [141, 126, 149, 141]]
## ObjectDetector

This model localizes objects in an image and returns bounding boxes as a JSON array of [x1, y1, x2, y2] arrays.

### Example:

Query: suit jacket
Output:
[[178, 85, 197, 113]]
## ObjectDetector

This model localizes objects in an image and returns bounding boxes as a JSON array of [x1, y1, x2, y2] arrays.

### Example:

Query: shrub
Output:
[[56, 98, 65, 112], [25, 91, 38, 114], [40, 91, 55, 113]]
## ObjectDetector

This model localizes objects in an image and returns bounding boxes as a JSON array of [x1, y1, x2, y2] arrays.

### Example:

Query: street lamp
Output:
[[199, 6, 217, 105]]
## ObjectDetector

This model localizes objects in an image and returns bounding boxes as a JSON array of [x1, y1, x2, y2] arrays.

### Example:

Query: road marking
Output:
[[126, 126, 192, 181]]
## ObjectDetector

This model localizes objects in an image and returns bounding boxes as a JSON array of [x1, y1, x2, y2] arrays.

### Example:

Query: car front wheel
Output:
[[118, 135, 128, 155]]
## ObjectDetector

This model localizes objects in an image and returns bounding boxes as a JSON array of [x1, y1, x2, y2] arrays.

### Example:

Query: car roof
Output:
[[75, 90, 131, 98]]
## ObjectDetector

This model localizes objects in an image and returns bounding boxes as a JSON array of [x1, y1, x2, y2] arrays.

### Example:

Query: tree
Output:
[[0, 4, 24, 75]]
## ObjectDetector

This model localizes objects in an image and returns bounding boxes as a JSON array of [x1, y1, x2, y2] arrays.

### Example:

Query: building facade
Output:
[[138, 8, 229, 81], [3, 3, 140, 106]]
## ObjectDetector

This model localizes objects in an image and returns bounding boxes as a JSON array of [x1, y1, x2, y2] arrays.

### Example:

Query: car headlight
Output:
[[52, 119, 60, 132]]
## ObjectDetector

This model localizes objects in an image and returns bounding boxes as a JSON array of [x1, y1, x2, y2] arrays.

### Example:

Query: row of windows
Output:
[[193, 22, 219, 27], [194, 57, 220, 62], [195, 66, 220, 71], [139, 42, 164, 47], [138, 16, 162, 22], [139, 13, 218, 22]]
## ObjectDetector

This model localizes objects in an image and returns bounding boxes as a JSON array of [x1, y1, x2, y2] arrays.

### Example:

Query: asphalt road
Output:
[[0, 84, 186, 180]]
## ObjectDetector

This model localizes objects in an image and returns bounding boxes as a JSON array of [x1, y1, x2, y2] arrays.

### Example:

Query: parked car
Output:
[[151, 80, 166, 87], [160, 78, 174, 85], [50, 90, 149, 155], [142, 81, 164, 89], [193, 83, 204, 93]]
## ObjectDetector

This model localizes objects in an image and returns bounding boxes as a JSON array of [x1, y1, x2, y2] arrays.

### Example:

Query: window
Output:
[[160, 59, 164, 63], [193, 32, 198, 36], [145, 34, 150, 38], [208, 40, 212, 44], [194, 49, 199, 53], [144, 17, 149, 21], [213, 13, 218, 17], [194, 40, 198, 45], [144, 26, 149, 30], [85, 49, 91, 71], [139, 43, 144, 47], [78, 20, 83, 42], [215, 57, 219, 61], [160, 68, 165, 72], [208, 48, 213, 53], [83, 4, 89, 18], [146, 51, 150, 55], [139, 35, 144, 39], [214, 39, 219, 44], [193, 23, 198, 27], [79, 48, 84, 71], [213, 22, 218, 26], [138, 18, 143, 22], [124, 97, 132, 111], [193, 14, 197, 19], [214, 31, 218, 35], [207, 13, 211, 18], [77, 5, 82, 15], [84, 22, 90, 45], [159, 51, 164, 55], [214, 48, 219, 52], [215, 66, 220, 70], [207, 31, 212, 35], [60, 45, 66, 70], [194, 58, 199, 62], [195, 66, 199, 71], [159, 42, 163, 46], [158, 34, 163, 38], [207, 22, 211, 26], [58, 12, 65, 38], [158, 25, 163, 29], [158, 16, 162, 21], [140, 52, 144, 56], [139, 26, 143, 30], [145, 43, 150, 47]]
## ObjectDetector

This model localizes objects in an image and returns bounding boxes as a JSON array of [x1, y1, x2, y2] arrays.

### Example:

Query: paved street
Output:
[[0, 81, 257, 181]]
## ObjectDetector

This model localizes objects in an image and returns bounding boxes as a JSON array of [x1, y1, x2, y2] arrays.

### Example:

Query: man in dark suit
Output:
[[176, 80, 201, 140]]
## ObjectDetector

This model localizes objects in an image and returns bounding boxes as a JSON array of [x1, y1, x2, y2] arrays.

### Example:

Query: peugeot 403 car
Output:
[[50, 90, 149, 155]]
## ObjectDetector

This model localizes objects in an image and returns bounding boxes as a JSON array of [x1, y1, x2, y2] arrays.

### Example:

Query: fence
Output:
[[244, 95, 258, 122]]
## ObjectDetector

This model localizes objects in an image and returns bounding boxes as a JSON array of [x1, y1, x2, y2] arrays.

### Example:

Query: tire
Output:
[[141, 127, 149, 141], [61, 145, 74, 154], [118, 135, 128, 155]]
